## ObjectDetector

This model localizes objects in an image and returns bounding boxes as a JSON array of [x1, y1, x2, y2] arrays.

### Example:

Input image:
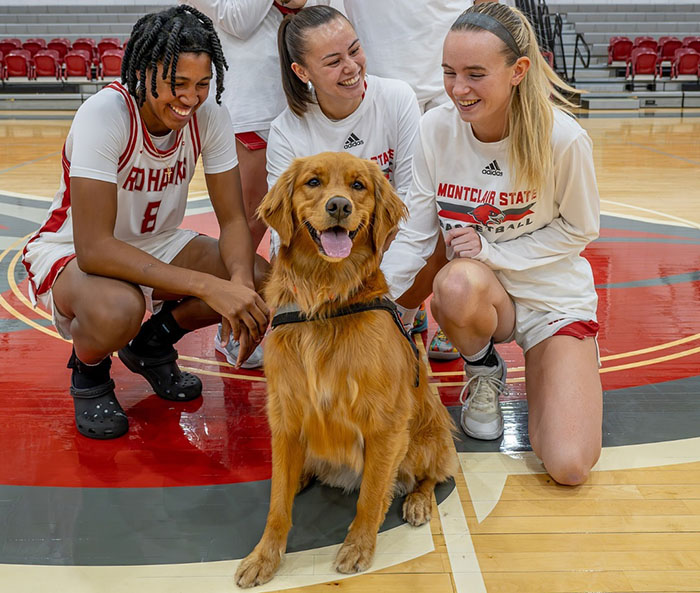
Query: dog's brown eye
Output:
[[306, 177, 321, 187], [351, 180, 365, 190]]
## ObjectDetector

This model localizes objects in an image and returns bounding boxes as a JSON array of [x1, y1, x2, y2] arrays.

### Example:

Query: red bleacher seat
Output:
[[100, 48, 124, 78], [22, 38, 47, 57], [683, 37, 700, 53], [626, 47, 659, 80], [72, 38, 97, 61], [658, 37, 683, 62], [0, 38, 22, 56], [47, 38, 71, 60], [4, 49, 34, 79], [97, 37, 121, 57], [0, 51, 4, 81], [671, 48, 700, 79], [64, 49, 92, 80], [608, 36, 633, 65], [633, 36, 658, 52], [541, 50, 554, 68], [34, 49, 61, 79]]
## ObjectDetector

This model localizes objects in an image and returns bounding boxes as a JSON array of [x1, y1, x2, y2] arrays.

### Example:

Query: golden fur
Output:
[[235, 152, 456, 588]]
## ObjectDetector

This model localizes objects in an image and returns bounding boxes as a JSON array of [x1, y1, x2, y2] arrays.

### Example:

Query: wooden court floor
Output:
[[0, 110, 699, 593]]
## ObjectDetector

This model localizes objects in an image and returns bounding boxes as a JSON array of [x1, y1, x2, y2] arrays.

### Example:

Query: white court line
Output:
[[601, 201, 700, 229], [438, 487, 487, 593], [460, 436, 700, 523]]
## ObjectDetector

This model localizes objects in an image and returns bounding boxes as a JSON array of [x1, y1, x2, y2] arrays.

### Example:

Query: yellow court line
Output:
[[179, 364, 266, 383], [0, 236, 63, 339], [8, 248, 52, 321], [430, 332, 700, 378]]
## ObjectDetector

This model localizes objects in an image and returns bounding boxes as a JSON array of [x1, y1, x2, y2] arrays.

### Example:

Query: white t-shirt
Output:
[[181, 0, 329, 134], [382, 102, 600, 319], [342, 0, 469, 110], [22, 81, 237, 300], [267, 74, 420, 201]]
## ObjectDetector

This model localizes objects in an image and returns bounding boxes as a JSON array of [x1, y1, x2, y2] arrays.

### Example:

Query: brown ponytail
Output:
[[277, 5, 349, 117]]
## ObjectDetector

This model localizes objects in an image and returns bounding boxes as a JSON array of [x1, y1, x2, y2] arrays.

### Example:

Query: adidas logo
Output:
[[481, 160, 503, 176], [344, 133, 364, 149]]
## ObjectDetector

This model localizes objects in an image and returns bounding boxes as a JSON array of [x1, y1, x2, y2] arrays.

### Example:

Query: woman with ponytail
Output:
[[382, 2, 602, 486], [267, 5, 421, 248]]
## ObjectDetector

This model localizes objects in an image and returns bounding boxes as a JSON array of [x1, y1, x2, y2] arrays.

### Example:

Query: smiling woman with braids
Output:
[[22, 5, 270, 440]]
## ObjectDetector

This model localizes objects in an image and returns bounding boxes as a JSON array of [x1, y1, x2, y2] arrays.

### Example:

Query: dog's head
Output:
[[259, 152, 407, 263]]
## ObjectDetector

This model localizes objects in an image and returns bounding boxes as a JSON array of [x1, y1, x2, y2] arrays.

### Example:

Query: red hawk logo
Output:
[[437, 201, 534, 226]]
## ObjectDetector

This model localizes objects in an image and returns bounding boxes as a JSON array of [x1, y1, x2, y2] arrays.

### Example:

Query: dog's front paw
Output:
[[402, 491, 432, 526], [235, 547, 282, 588], [333, 537, 375, 574]]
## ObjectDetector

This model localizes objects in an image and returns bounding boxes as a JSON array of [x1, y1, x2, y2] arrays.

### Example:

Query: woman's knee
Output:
[[81, 289, 145, 346], [539, 442, 601, 486], [432, 262, 490, 322]]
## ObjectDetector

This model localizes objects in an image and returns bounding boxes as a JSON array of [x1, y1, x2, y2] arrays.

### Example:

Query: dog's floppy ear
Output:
[[257, 161, 298, 248], [369, 161, 408, 252]]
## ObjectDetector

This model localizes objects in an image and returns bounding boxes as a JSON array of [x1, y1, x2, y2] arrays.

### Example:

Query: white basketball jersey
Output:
[[23, 81, 218, 302]]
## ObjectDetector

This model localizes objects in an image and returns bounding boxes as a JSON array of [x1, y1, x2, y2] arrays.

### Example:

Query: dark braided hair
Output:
[[122, 5, 228, 107]]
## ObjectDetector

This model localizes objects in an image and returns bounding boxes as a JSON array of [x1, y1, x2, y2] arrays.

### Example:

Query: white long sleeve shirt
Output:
[[382, 102, 600, 319], [180, 0, 329, 133]]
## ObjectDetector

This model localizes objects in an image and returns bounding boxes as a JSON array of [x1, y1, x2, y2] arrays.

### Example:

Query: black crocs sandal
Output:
[[118, 344, 202, 401], [71, 379, 129, 440]]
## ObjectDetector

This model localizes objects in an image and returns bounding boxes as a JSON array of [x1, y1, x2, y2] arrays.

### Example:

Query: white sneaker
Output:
[[214, 324, 264, 369], [459, 349, 507, 440]]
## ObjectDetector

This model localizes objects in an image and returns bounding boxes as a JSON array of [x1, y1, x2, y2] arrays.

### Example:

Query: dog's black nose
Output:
[[325, 196, 352, 221]]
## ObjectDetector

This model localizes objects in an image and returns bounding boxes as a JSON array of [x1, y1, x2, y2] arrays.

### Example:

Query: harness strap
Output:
[[271, 298, 421, 387]]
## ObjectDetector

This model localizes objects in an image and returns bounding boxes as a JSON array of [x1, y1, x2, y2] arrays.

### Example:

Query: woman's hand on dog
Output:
[[204, 280, 269, 364], [446, 226, 483, 259]]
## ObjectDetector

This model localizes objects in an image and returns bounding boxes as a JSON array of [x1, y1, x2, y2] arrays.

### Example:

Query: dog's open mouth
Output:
[[305, 221, 359, 259]]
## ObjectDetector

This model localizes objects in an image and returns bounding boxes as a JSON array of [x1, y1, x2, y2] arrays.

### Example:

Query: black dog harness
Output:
[[271, 297, 421, 387]]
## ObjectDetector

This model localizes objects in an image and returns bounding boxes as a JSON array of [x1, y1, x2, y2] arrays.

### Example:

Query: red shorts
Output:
[[554, 320, 599, 340], [235, 131, 267, 151]]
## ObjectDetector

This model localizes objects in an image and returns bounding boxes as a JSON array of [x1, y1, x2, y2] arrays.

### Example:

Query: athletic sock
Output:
[[395, 304, 418, 328], [461, 339, 499, 368], [67, 349, 112, 389], [129, 308, 190, 357]]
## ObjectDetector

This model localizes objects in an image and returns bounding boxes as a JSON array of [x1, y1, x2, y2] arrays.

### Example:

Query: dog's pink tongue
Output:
[[320, 228, 353, 258]]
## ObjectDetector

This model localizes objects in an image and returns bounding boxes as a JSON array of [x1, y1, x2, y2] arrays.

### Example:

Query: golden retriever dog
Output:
[[235, 152, 456, 588]]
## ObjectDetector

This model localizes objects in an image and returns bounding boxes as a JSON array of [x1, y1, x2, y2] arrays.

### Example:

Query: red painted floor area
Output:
[[1, 212, 699, 489]]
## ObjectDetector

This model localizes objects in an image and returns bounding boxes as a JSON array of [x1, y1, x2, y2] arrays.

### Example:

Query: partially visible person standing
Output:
[[179, 0, 329, 368], [342, 0, 470, 112]]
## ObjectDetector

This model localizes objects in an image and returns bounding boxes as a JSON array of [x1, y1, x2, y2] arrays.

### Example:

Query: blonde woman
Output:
[[382, 2, 602, 486]]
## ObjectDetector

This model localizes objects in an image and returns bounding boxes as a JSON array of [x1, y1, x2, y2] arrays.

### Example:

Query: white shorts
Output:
[[504, 302, 597, 354], [24, 228, 199, 340]]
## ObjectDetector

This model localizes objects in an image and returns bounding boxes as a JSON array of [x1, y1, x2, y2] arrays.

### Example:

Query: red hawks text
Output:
[[437, 182, 537, 206], [122, 159, 188, 192]]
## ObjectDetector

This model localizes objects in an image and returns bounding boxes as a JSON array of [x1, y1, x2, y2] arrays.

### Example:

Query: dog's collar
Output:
[[271, 297, 421, 387]]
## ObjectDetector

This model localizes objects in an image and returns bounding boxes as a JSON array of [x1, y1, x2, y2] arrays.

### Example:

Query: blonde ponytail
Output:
[[451, 3, 580, 190]]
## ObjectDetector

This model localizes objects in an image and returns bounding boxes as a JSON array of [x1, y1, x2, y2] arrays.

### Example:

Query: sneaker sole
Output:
[[428, 349, 461, 361], [214, 338, 263, 370], [463, 419, 504, 440], [461, 353, 508, 440]]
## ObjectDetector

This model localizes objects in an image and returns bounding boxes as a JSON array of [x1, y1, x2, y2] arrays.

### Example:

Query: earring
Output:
[[307, 80, 314, 92]]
